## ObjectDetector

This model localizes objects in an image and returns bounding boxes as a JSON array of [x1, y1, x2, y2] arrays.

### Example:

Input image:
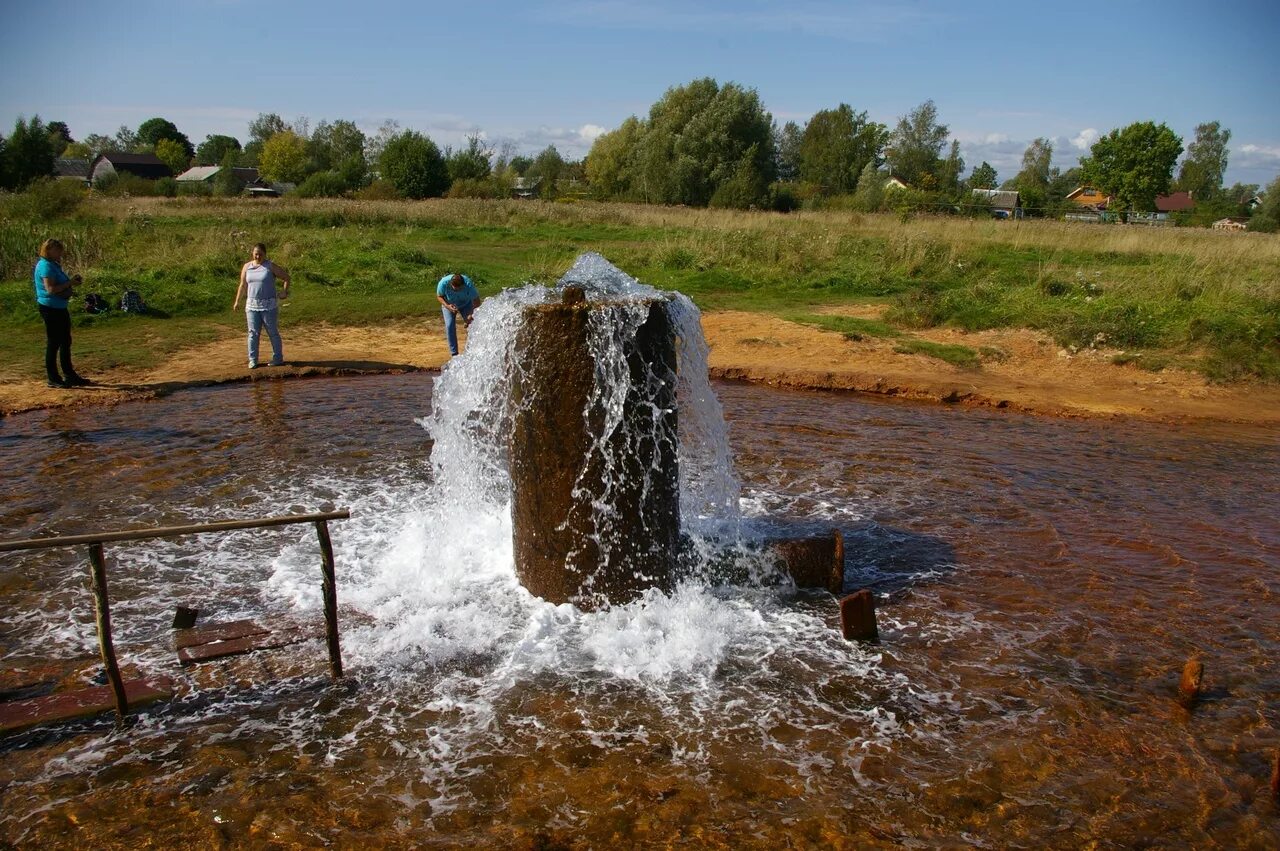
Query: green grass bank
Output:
[[2, 194, 1277, 383]]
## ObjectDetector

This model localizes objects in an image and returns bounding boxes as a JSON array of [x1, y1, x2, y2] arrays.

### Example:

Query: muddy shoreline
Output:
[[2, 313, 1278, 424]]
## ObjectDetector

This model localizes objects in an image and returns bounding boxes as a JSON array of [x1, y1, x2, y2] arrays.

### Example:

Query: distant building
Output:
[[973, 188, 1022, 219], [1154, 191, 1195, 214], [89, 151, 173, 183], [884, 176, 910, 192], [175, 165, 263, 186], [512, 176, 540, 199], [1065, 185, 1111, 210], [1212, 217, 1249, 231], [53, 158, 92, 185]]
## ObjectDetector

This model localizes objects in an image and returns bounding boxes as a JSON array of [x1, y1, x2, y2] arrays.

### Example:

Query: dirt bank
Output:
[[2, 312, 1278, 424]]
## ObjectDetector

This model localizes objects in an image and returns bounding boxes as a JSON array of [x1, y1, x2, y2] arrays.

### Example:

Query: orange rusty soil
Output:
[[2, 311, 1278, 425]]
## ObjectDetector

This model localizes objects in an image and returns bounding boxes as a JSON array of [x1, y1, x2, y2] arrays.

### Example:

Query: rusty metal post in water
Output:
[[315, 520, 343, 679], [508, 286, 680, 608], [87, 543, 129, 722]]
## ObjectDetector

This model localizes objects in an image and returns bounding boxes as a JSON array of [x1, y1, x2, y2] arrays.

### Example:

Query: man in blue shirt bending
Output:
[[436, 273, 481, 356]]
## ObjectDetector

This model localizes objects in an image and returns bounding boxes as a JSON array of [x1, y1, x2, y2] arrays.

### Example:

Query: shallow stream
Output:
[[1, 373, 1277, 848]]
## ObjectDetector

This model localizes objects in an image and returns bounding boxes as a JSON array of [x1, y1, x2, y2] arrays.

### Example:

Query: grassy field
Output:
[[1, 194, 1277, 382]]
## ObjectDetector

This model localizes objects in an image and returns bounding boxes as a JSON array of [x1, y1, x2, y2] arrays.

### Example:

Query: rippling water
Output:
[[1, 375, 1277, 848]]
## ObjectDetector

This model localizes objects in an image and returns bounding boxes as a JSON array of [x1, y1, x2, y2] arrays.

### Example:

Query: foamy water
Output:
[[2, 264, 1277, 845]]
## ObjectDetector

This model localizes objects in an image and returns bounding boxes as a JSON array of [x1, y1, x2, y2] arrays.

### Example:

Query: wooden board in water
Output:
[[0, 677, 174, 735]]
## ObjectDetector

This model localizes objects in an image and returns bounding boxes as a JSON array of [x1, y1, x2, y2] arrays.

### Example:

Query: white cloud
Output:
[[1239, 143, 1280, 159], [984, 133, 1009, 145], [579, 124, 606, 142], [1071, 128, 1098, 150]]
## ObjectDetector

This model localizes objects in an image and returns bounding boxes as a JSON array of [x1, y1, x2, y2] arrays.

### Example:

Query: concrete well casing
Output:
[[508, 290, 680, 608]]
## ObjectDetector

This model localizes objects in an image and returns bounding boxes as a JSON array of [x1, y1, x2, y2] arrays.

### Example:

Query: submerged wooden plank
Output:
[[174, 619, 269, 650], [177, 627, 319, 666], [0, 677, 174, 735]]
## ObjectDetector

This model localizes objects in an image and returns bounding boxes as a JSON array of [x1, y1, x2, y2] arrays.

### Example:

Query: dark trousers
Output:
[[38, 304, 74, 382]]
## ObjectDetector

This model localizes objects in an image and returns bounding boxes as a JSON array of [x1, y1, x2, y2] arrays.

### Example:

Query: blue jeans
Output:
[[247, 308, 283, 366], [442, 302, 475, 356]]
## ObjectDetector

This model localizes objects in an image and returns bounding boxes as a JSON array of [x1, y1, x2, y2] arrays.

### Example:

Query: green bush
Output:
[[447, 177, 498, 199], [295, 170, 348, 198], [177, 181, 213, 197], [94, 172, 161, 196], [6, 178, 86, 219], [352, 179, 401, 201], [156, 177, 178, 197]]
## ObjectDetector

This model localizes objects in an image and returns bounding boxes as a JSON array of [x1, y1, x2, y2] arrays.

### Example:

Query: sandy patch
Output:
[[2, 313, 1278, 425]]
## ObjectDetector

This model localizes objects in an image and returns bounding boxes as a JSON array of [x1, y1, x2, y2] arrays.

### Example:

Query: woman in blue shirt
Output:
[[33, 238, 89, 388]]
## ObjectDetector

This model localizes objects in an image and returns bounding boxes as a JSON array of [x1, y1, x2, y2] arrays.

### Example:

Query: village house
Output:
[[52, 157, 92, 186], [511, 176, 540, 199], [175, 165, 264, 187], [884, 176, 910, 192], [89, 151, 172, 184], [973, 188, 1022, 219], [1065, 185, 1111, 210]]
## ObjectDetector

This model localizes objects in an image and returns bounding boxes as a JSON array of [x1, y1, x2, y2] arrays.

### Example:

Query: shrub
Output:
[[295, 170, 348, 198], [177, 180, 213, 197], [156, 177, 178, 197], [447, 177, 498, 199], [9, 178, 86, 219], [95, 172, 160, 196], [352, 179, 401, 200]]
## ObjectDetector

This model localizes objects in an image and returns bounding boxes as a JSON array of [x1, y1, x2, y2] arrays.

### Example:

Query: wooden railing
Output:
[[0, 510, 350, 725]]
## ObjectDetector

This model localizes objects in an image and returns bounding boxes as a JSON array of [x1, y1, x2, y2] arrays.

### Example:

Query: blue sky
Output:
[[3, 0, 1278, 186]]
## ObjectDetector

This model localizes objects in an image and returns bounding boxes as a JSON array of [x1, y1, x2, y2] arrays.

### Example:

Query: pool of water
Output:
[[1, 374, 1277, 848]]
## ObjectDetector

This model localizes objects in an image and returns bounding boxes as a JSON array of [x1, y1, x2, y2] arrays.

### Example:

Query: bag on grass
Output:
[[83, 293, 108, 314], [120, 290, 147, 314]]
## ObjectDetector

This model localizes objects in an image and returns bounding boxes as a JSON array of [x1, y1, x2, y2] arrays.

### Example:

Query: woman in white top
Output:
[[232, 242, 290, 368]]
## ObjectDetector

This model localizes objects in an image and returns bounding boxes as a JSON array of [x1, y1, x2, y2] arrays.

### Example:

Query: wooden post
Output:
[[839, 589, 879, 643], [87, 543, 129, 723], [1178, 658, 1204, 709], [315, 520, 343, 680]]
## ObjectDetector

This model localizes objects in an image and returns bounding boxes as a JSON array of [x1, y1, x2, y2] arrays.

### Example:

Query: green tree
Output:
[[1247, 175, 1280, 232], [46, 121, 73, 156], [61, 141, 92, 159], [527, 145, 566, 199], [446, 134, 493, 183], [1176, 120, 1230, 200], [969, 161, 998, 189], [196, 134, 241, 165], [378, 130, 448, 198], [113, 124, 140, 151], [637, 78, 775, 206], [1046, 165, 1083, 217], [1081, 122, 1183, 214], [154, 138, 190, 175], [2, 116, 55, 189], [81, 134, 114, 158], [214, 151, 246, 196], [137, 117, 194, 159], [852, 160, 885, 211], [1013, 138, 1053, 213], [585, 116, 642, 198], [309, 119, 366, 172], [775, 120, 803, 183], [797, 104, 887, 195], [886, 100, 949, 188], [938, 139, 964, 194], [509, 155, 532, 175], [258, 131, 309, 184], [248, 113, 290, 146]]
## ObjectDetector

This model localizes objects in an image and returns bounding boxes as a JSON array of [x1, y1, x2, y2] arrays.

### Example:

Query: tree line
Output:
[[2, 77, 1276, 231], [0, 113, 581, 202]]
